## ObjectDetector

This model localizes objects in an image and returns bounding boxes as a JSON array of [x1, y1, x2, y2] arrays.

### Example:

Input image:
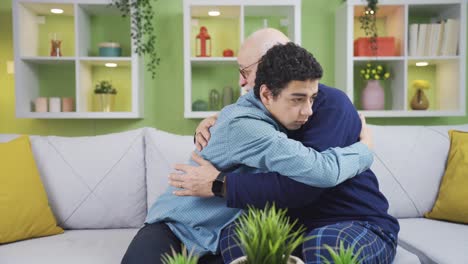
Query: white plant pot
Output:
[[231, 255, 304, 264]]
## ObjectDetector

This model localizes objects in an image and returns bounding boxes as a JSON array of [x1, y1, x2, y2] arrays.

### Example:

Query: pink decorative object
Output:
[[62, 97, 74, 112], [34, 97, 48, 112], [361, 80, 385, 110]]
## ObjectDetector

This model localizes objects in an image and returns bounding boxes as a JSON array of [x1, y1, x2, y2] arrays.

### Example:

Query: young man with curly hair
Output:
[[122, 41, 375, 264], [169, 29, 398, 264]]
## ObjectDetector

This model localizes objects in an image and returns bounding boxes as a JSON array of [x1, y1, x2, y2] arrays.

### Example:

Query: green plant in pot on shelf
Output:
[[232, 204, 308, 264], [359, 63, 390, 110], [94, 80, 117, 112]]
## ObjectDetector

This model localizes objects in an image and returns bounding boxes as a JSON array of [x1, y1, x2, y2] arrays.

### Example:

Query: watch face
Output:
[[212, 179, 224, 197]]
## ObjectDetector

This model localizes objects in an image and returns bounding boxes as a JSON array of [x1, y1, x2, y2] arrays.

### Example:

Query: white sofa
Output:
[[0, 125, 467, 264]]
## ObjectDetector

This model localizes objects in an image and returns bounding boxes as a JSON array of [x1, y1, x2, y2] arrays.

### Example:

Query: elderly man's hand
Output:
[[194, 115, 217, 151], [169, 152, 220, 197]]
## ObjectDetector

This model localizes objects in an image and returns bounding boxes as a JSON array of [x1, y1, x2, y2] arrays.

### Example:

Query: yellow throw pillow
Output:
[[425, 130, 468, 224], [0, 136, 63, 244]]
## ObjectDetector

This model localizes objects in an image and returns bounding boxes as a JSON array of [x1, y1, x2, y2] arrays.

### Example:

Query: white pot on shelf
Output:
[[231, 255, 304, 264]]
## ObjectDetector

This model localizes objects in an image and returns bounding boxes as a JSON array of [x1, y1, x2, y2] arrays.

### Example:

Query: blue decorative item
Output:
[[99, 42, 121, 57]]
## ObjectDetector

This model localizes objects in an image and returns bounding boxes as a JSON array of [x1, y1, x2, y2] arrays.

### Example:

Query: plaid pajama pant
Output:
[[219, 220, 397, 264]]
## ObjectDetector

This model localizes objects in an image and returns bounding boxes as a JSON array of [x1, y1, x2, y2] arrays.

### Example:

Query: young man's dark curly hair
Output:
[[253, 42, 323, 99]]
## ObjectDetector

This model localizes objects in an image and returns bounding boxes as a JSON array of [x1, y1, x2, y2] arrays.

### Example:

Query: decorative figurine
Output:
[[195, 26, 211, 57]]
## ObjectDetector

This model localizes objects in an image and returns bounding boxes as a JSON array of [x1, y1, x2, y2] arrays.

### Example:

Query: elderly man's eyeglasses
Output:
[[239, 60, 260, 80]]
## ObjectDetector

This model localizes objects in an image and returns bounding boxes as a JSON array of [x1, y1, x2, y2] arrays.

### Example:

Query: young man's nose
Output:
[[301, 103, 313, 117]]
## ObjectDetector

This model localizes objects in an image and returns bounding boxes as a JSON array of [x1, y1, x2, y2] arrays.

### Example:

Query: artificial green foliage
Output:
[[235, 204, 308, 264], [359, 63, 390, 80], [94, 80, 117, 94], [161, 245, 198, 264], [320, 241, 364, 264], [357, 0, 379, 55], [111, 0, 160, 79]]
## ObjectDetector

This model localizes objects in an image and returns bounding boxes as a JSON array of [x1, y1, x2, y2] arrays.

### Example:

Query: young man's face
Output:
[[262, 79, 319, 131]]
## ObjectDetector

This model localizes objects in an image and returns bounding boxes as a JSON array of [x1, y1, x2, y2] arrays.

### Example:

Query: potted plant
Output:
[[358, 0, 379, 55], [94, 80, 117, 112], [359, 62, 390, 110], [321, 241, 364, 264], [232, 204, 307, 264], [161, 246, 198, 264]]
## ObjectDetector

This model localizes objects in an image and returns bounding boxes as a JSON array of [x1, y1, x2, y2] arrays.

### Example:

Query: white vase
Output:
[[230, 255, 304, 264], [361, 80, 385, 110]]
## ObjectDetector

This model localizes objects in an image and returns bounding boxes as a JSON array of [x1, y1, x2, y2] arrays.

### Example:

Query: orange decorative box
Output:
[[354, 37, 396, 56]]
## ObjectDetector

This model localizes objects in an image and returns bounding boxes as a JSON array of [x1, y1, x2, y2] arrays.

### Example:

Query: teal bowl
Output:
[[99, 47, 122, 57]]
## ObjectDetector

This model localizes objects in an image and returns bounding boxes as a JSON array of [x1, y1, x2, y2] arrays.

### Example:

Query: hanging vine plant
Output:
[[358, 0, 379, 56], [111, 0, 160, 79]]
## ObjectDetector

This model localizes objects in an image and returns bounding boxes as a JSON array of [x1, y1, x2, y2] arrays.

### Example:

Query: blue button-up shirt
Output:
[[145, 90, 373, 256]]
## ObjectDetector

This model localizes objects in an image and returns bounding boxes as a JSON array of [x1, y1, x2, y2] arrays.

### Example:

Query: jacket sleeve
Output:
[[227, 117, 373, 188], [225, 170, 324, 209]]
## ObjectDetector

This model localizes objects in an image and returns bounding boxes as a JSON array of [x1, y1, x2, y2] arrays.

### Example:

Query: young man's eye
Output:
[[292, 98, 303, 103]]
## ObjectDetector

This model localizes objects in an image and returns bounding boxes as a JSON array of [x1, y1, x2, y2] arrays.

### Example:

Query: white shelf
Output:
[[359, 110, 465, 117], [336, 0, 466, 117], [183, 0, 301, 119], [353, 56, 404, 61], [407, 56, 459, 60], [13, 0, 143, 119], [191, 57, 238, 65], [17, 112, 143, 119], [21, 56, 76, 63], [184, 111, 219, 119]]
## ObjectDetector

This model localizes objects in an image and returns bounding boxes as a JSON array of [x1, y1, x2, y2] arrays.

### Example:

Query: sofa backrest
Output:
[[370, 124, 468, 218], [144, 128, 195, 207], [0, 129, 147, 229]]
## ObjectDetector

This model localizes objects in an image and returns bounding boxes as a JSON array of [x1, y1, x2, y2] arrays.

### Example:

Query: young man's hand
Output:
[[359, 113, 373, 150], [169, 152, 221, 197], [194, 115, 218, 151]]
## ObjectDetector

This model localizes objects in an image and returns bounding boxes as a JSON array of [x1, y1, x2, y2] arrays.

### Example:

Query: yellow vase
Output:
[[95, 94, 116, 112]]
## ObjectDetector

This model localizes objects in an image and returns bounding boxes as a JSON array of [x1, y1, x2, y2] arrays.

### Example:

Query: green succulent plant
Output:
[[235, 204, 309, 264], [320, 240, 365, 264], [94, 80, 117, 94], [161, 245, 198, 264]]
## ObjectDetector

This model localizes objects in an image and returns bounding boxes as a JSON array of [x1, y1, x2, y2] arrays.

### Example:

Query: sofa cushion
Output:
[[144, 128, 194, 207], [0, 136, 63, 243], [394, 245, 421, 264], [29, 129, 147, 229], [398, 218, 468, 264], [370, 124, 468, 218], [0, 229, 138, 264], [425, 130, 468, 224]]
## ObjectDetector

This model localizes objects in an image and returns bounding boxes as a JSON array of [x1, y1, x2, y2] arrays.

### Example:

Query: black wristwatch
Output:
[[212, 172, 226, 197]]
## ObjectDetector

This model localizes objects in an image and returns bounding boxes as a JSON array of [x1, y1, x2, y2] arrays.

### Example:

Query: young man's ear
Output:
[[259, 84, 273, 105]]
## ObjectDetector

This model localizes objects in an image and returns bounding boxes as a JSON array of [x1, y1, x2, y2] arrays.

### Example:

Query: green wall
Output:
[[1, 0, 468, 137]]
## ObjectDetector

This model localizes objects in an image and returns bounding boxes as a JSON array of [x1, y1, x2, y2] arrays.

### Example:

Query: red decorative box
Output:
[[354, 37, 396, 56]]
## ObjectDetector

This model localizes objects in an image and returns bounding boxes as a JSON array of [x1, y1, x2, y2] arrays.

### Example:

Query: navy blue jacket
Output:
[[225, 84, 399, 238]]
